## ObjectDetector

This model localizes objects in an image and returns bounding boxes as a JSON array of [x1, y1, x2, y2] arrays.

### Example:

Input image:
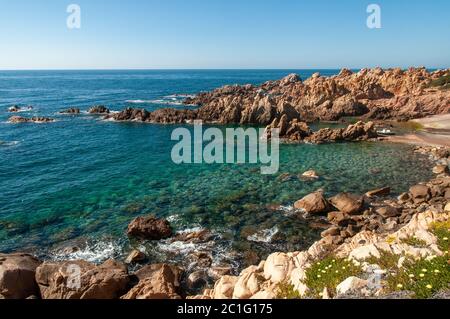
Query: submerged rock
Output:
[[301, 170, 320, 179]]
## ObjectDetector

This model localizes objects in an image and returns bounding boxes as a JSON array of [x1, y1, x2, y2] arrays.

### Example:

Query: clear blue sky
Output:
[[0, 0, 449, 69]]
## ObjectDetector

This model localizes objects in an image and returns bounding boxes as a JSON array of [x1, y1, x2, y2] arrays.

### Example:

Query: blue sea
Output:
[[0, 70, 434, 269]]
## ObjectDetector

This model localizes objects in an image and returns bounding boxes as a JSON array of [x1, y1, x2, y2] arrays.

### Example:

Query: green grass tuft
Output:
[[365, 250, 400, 271], [431, 221, 450, 253], [276, 281, 302, 299], [304, 257, 363, 298], [400, 236, 429, 248], [386, 255, 450, 299]]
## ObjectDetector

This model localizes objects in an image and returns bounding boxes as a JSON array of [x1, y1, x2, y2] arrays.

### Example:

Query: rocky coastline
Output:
[[1, 68, 449, 300], [1, 145, 449, 299], [103, 67, 449, 127]]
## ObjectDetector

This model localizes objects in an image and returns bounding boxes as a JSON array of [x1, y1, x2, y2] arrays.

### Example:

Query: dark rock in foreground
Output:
[[35, 259, 129, 299], [0, 253, 42, 299], [122, 264, 183, 299]]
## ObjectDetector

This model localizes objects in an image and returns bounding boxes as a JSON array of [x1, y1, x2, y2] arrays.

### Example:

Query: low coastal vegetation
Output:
[[386, 255, 449, 299], [303, 257, 363, 298], [428, 72, 450, 90], [276, 282, 302, 299], [432, 220, 450, 252]]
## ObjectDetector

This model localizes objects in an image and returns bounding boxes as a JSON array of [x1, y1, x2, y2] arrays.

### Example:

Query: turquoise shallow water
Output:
[[0, 70, 434, 268]]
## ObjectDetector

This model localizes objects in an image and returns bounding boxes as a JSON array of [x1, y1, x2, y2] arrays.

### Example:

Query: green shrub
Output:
[[386, 255, 450, 299], [431, 221, 450, 253], [276, 281, 302, 299], [428, 73, 450, 89], [304, 257, 363, 298], [365, 250, 400, 271], [400, 236, 428, 248]]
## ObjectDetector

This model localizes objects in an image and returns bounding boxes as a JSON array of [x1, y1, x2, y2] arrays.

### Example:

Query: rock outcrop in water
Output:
[[8, 116, 55, 124], [264, 119, 379, 143], [104, 107, 196, 124], [60, 108, 80, 114], [127, 215, 173, 240], [88, 105, 110, 114], [103, 68, 450, 127]]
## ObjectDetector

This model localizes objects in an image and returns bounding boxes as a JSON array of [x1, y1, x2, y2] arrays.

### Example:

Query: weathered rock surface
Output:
[[304, 121, 378, 144], [8, 116, 55, 123], [294, 191, 330, 214], [122, 264, 183, 299], [125, 250, 146, 264], [329, 193, 364, 215], [0, 253, 42, 299], [88, 105, 110, 114], [365, 187, 391, 198], [35, 259, 129, 299], [127, 215, 173, 240], [98, 68, 450, 126]]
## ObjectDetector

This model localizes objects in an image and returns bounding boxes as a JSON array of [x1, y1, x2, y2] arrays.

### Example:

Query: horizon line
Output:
[[0, 66, 448, 72]]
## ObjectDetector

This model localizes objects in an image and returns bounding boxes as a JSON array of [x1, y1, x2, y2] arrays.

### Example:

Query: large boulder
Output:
[[329, 193, 364, 215], [127, 215, 173, 240], [122, 264, 183, 299], [294, 191, 330, 215], [263, 253, 295, 284], [0, 253, 42, 299], [376, 206, 402, 218], [211, 276, 238, 299], [409, 185, 430, 203], [35, 259, 129, 299]]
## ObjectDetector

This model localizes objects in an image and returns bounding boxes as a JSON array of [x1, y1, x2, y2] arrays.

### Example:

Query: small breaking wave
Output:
[[126, 94, 194, 106], [125, 100, 154, 104], [247, 226, 279, 243], [0, 140, 20, 147], [50, 240, 123, 264]]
